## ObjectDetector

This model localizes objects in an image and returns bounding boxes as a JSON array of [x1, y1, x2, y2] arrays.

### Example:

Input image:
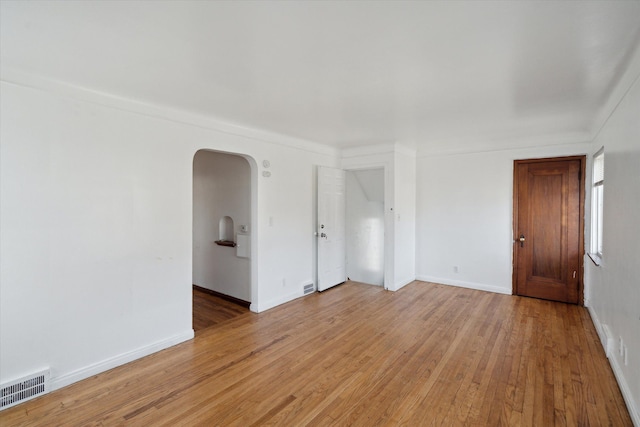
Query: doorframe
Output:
[[343, 164, 392, 290], [317, 163, 392, 290], [344, 167, 386, 287], [512, 155, 586, 305]]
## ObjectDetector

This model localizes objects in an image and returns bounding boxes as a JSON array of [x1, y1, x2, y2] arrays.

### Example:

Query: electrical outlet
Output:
[[453, 266, 459, 273], [282, 278, 286, 287], [623, 345, 628, 366]]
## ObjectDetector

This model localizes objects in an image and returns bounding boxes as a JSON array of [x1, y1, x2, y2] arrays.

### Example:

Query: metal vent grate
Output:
[[1, 370, 50, 410], [303, 283, 315, 295]]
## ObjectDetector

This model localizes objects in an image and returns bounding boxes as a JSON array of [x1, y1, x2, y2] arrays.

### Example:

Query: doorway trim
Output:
[[512, 155, 586, 305]]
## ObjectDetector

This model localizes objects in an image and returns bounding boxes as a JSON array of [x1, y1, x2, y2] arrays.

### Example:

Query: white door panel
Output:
[[317, 166, 346, 292]]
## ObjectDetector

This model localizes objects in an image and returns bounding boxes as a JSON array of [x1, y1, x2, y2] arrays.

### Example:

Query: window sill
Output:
[[588, 253, 602, 266]]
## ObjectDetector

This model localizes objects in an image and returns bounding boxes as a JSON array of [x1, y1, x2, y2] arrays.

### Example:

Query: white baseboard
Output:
[[389, 277, 416, 292], [51, 330, 194, 391], [609, 353, 640, 426], [252, 289, 306, 313], [587, 306, 607, 347], [587, 307, 614, 357], [587, 306, 639, 426], [415, 275, 512, 295]]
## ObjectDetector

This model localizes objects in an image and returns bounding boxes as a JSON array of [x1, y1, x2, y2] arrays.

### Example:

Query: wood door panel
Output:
[[530, 171, 564, 281], [514, 157, 584, 304]]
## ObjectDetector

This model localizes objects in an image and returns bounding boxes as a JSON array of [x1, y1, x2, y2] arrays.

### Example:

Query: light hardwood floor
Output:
[[192, 287, 248, 333], [0, 281, 632, 426]]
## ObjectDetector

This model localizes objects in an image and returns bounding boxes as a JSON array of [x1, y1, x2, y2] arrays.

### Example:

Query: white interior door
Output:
[[317, 166, 346, 292]]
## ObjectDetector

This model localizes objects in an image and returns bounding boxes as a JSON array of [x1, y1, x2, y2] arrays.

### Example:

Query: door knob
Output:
[[519, 234, 525, 247]]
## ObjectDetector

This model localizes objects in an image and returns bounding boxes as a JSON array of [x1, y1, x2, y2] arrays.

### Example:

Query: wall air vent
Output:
[[1, 369, 50, 410], [303, 283, 315, 295]]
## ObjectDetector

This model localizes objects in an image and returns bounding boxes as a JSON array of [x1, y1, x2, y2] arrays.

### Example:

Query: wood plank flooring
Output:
[[192, 286, 248, 333], [0, 281, 632, 426]]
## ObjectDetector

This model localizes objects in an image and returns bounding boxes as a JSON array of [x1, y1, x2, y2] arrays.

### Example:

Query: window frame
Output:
[[589, 147, 604, 265]]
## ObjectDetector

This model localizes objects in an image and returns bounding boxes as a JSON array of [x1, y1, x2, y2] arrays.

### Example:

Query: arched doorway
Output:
[[192, 150, 253, 330]]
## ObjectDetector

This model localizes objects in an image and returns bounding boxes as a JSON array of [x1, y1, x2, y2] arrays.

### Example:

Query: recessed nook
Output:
[[215, 216, 236, 247]]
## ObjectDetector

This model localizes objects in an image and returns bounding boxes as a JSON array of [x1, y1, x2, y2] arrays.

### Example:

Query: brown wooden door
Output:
[[513, 157, 584, 304]]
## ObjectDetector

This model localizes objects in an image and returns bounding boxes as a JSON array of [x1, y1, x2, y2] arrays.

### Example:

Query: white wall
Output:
[[345, 170, 384, 286], [193, 151, 251, 301], [415, 142, 592, 295], [584, 73, 640, 424], [0, 80, 338, 390]]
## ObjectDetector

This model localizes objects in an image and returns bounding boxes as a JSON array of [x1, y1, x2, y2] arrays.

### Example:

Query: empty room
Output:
[[1, 1, 639, 425]]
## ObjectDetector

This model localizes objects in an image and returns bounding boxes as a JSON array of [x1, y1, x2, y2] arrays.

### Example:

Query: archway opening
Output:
[[192, 150, 253, 332]]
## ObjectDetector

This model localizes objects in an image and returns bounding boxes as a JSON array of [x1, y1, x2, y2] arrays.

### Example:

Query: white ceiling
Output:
[[2, 1, 640, 153]]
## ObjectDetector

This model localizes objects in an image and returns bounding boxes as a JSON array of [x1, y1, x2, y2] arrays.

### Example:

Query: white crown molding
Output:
[[341, 143, 396, 158], [417, 131, 593, 158], [341, 142, 416, 159], [0, 67, 339, 158], [393, 143, 418, 157]]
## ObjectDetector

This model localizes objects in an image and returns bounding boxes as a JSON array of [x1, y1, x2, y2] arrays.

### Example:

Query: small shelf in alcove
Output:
[[215, 240, 237, 247]]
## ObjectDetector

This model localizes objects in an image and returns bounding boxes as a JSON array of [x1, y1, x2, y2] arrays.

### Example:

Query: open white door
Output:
[[317, 166, 346, 291]]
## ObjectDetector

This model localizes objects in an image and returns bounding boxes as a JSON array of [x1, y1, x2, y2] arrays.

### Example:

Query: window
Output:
[[590, 148, 604, 264]]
